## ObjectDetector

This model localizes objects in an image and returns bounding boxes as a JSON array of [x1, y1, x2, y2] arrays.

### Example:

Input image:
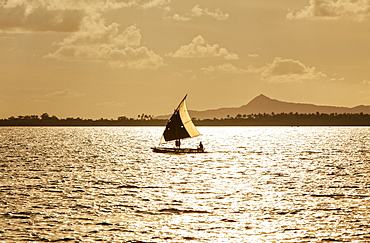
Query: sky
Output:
[[1, 0, 370, 119]]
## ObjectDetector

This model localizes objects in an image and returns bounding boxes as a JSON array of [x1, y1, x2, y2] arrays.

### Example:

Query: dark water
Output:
[[0, 127, 369, 242]]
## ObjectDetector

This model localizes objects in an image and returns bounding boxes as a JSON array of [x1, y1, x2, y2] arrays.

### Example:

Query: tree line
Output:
[[3, 113, 154, 121], [0, 112, 369, 126], [193, 112, 370, 126], [0, 113, 162, 126]]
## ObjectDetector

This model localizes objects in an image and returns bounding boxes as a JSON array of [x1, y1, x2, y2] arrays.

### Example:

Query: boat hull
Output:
[[152, 147, 206, 154]]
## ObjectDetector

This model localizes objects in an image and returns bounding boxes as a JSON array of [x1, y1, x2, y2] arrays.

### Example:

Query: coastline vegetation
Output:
[[0, 112, 369, 126]]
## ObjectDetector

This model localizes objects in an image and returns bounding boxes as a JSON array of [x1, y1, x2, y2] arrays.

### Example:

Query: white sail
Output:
[[178, 98, 200, 138]]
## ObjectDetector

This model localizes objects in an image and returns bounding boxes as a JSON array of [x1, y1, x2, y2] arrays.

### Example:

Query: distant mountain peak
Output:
[[157, 94, 370, 119], [245, 94, 276, 108], [257, 94, 269, 99], [252, 94, 271, 100], [250, 94, 271, 102]]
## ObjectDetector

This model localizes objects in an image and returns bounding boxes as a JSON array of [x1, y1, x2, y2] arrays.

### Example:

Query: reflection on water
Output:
[[0, 127, 369, 242]]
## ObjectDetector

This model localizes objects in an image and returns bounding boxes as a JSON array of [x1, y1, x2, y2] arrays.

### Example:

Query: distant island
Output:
[[157, 94, 370, 119], [1, 95, 370, 126], [0, 112, 369, 126]]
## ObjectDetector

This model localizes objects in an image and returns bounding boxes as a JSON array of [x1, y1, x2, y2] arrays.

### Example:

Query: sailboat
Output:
[[152, 95, 205, 153]]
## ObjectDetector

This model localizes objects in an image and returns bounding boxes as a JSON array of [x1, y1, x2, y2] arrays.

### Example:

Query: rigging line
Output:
[[175, 94, 188, 111]]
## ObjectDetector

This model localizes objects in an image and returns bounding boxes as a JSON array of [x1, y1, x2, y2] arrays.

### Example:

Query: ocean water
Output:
[[0, 126, 369, 243]]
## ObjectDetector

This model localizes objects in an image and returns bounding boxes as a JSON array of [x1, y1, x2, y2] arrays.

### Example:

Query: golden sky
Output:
[[1, 0, 370, 119]]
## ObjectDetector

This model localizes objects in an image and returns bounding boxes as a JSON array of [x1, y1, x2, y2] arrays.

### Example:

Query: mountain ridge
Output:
[[156, 94, 370, 119]]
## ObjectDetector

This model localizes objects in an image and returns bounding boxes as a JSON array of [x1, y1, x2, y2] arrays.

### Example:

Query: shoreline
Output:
[[1, 122, 369, 127], [1, 113, 369, 126]]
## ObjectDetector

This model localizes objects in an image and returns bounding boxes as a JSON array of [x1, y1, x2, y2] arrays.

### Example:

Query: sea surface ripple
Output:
[[0, 127, 369, 242]]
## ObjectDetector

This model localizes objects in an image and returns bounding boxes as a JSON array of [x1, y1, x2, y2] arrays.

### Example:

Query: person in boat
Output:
[[198, 141, 204, 150], [175, 139, 181, 148]]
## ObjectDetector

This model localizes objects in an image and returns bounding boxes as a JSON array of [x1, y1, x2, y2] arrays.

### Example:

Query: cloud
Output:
[[164, 9, 191, 21], [95, 101, 127, 107], [248, 53, 260, 58], [258, 57, 327, 82], [2, 1, 231, 69], [287, 0, 370, 21], [35, 89, 84, 105], [164, 4, 229, 21], [46, 16, 164, 69], [329, 77, 345, 81], [33, 99, 48, 103], [136, 0, 170, 9], [0, 0, 170, 32], [201, 63, 248, 74], [0, 0, 84, 32], [45, 89, 85, 98], [1, 0, 165, 69], [57, 19, 142, 47], [167, 35, 238, 60]]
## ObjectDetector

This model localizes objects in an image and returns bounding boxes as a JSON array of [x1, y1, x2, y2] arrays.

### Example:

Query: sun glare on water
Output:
[[0, 127, 369, 242]]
